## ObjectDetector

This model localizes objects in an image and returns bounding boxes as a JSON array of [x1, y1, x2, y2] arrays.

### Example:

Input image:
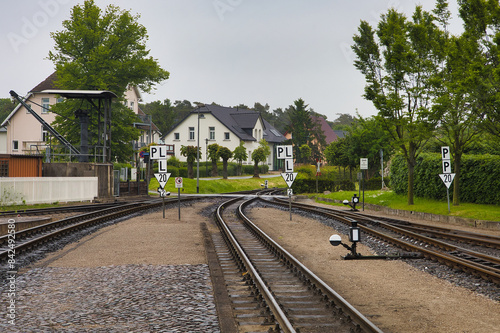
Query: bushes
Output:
[[390, 153, 500, 204], [363, 176, 389, 190], [292, 176, 355, 194]]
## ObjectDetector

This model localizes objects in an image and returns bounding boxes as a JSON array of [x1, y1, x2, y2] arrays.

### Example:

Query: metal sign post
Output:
[[360, 158, 368, 211], [277, 145, 297, 221], [175, 177, 183, 220], [440, 147, 455, 213], [152, 145, 171, 219]]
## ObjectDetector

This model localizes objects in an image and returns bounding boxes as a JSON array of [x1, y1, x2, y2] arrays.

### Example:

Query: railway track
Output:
[[0, 189, 271, 266], [0, 197, 200, 264], [0, 201, 130, 217], [268, 197, 500, 285], [214, 196, 383, 333]]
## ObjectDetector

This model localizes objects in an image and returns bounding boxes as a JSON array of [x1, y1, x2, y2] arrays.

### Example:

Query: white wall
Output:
[[0, 129, 7, 154], [0, 177, 98, 205], [164, 112, 263, 163]]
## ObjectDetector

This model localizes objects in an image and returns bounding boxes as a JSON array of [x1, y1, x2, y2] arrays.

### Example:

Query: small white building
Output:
[[162, 105, 286, 170]]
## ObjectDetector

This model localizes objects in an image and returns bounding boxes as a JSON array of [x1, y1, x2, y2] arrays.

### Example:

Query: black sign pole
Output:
[[362, 170, 365, 211], [163, 194, 165, 219], [289, 188, 292, 221], [178, 187, 181, 220]]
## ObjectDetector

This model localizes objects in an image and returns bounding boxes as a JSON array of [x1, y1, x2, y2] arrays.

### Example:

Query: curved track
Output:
[[0, 197, 199, 263], [214, 196, 383, 333], [268, 197, 500, 285]]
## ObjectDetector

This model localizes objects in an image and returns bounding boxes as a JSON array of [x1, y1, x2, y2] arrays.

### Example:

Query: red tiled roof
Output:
[[311, 115, 338, 144]]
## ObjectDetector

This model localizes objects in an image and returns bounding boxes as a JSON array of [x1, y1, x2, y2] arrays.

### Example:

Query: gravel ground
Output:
[[0, 265, 219, 332], [1, 202, 221, 333], [246, 201, 500, 333]]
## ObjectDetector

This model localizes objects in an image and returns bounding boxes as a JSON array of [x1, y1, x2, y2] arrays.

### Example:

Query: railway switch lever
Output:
[[343, 194, 360, 211]]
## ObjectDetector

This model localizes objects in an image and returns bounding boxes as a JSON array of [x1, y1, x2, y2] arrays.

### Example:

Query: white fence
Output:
[[0, 177, 98, 205]]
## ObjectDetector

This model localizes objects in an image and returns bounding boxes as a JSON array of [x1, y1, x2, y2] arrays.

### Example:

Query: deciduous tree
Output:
[[352, 6, 442, 204], [233, 141, 247, 176], [48, 0, 169, 162], [180, 145, 199, 179], [218, 146, 233, 179], [207, 143, 220, 177]]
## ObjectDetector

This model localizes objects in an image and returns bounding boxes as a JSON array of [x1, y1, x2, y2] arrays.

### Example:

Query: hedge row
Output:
[[390, 153, 500, 204], [361, 176, 390, 190], [155, 163, 269, 178], [292, 178, 355, 194]]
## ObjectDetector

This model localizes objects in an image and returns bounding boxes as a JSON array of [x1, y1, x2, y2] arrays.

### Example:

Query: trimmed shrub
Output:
[[390, 153, 500, 204]]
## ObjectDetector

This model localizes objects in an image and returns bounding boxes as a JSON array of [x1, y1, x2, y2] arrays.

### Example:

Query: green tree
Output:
[[0, 98, 16, 124], [432, 35, 483, 206], [218, 146, 233, 179], [207, 143, 220, 177], [251, 148, 267, 178], [258, 139, 271, 159], [299, 144, 312, 163], [233, 141, 248, 176], [180, 145, 199, 179], [324, 138, 353, 178], [48, 0, 169, 162], [329, 113, 355, 131], [285, 98, 324, 163], [141, 99, 176, 135], [352, 5, 442, 204], [345, 116, 393, 179]]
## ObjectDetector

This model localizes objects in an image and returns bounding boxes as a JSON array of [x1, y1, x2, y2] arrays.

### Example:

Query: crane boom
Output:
[[10, 90, 81, 156]]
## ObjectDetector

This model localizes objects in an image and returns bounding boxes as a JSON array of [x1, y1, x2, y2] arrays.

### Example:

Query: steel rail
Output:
[[0, 197, 200, 262], [268, 197, 500, 284], [325, 209, 500, 250], [215, 197, 296, 333], [238, 197, 384, 333], [0, 202, 129, 217]]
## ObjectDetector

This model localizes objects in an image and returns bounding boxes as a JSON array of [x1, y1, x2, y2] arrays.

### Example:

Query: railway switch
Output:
[[343, 194, 360, 211]]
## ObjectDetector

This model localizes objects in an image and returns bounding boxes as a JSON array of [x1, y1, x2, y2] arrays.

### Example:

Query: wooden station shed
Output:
[[0, 154, 43, 177]]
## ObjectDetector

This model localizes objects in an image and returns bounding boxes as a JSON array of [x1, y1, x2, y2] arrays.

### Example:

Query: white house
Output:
[[1, 72, 160, 158], [162, 105, 286, 170]]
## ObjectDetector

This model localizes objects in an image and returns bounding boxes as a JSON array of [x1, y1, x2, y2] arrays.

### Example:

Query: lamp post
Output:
[[205, 138, 209, 177]]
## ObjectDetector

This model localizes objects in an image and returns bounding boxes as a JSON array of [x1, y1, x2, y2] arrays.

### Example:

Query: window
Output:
[[41, 98, 50, 114], [42, 128, 49, 142], [12, 140, 19, 151], [209, 127, 215, 140], [174, 133, 180, 140], [189, 127, 195, 140], [130, 101, 134, 109], [224, 132, 230, 140], [270, 129, 281, 137], [248, 150, 252, 161], [0, 160, 8, 177]]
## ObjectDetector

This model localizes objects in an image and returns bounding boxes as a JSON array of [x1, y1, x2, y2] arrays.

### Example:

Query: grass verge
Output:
[[149, 176, 286, 195], [313, 190, 500, 222]]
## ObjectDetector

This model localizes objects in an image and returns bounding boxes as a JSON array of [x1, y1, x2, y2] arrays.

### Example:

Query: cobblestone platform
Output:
[[1, 264, 220, 332]]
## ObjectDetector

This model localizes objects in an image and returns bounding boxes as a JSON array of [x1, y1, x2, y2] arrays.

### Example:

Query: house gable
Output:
[[162, 105, 285, 170]]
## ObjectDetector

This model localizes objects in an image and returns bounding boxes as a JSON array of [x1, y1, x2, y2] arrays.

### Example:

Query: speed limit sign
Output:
[[175, 177, 183, 188]]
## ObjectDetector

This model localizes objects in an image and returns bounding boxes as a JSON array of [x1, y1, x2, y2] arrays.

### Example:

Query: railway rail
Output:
[[268, 197, 500, 285], [214, 196, 383, 332], [0, 197, 199, 263], [0, 189, 271, 265], [0, 201, 130, 217]]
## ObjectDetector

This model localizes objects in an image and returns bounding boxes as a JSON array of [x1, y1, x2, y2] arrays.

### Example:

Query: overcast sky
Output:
[[1, 0, 462, 121]]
